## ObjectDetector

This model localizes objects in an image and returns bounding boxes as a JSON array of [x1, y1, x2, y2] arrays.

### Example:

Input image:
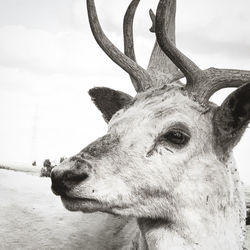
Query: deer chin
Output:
[[60, 195, 103, 213], [60, 194, 132, 215]]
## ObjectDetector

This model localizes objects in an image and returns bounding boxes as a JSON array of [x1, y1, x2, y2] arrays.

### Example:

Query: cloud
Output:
[[0, 0, 74, 31], [177, 32, 250, 68], [0, 24, 155, 76], [0, 25, 92, 75]]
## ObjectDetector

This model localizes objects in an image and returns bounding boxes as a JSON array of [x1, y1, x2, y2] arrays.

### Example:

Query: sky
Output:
[[0, 0, 250, 183]]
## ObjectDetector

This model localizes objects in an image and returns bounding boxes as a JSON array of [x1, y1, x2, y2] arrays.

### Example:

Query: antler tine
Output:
[[86, 0, 153, 92], [123, 0, 140, 89], [155, 0, 202, 85], [149, 9, 156, 33], [197, 68, 250, 102]]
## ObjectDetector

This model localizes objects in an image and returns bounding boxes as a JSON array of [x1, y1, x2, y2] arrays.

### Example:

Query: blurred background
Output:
[[0, 0, 250, 183]]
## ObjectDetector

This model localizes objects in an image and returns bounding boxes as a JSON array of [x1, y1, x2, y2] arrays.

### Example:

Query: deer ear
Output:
[[88, 87, 133, 123], [213, 83, 250, 150]]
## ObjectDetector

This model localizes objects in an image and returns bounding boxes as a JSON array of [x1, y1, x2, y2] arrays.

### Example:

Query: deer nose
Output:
[[51, 169, 89, 196]]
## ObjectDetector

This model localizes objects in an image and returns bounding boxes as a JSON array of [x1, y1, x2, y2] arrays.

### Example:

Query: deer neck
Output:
[[136, 157, 245, 250], [138, 218, 197, 250], [137, 211, 242, 250]]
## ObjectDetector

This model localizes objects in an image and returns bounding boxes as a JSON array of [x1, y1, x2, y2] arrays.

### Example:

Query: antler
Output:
[[155, 0, 202, 85], [87, 0, 184, 92], [86, 0, 153, 92], [87, 0, 250, 100], [155, 0, 250, 103], [123, 0, 140, 88]]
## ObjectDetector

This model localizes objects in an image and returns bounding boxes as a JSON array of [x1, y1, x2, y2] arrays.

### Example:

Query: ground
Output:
[[0, 169, 122, 250], [0, 168, 249, 249]]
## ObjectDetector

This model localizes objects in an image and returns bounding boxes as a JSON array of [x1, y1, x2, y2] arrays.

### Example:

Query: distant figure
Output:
[[40, 159, 54, 177]]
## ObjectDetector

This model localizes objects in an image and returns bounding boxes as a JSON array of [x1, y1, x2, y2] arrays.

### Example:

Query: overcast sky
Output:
[[0, 0, 250, 183]]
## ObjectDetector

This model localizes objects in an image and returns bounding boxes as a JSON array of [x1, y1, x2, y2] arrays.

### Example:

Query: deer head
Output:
[[51, 0, 249, 248]]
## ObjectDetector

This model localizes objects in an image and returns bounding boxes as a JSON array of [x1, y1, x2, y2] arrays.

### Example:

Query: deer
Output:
[[51, 0, 250, 249]]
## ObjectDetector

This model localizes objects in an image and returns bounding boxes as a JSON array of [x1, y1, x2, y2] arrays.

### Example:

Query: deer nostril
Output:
[[64, 171, 89, 184]]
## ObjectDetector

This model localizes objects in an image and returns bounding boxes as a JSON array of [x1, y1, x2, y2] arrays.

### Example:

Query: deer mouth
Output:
[[60, 195, 103, 212], [61, 195, 97, 203]]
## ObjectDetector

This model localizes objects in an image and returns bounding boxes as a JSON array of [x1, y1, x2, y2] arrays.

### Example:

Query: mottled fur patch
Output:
[[80, 134, 120, 159]]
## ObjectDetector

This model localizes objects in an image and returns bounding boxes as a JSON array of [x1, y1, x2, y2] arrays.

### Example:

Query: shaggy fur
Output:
[[52, 84, 247, 250]]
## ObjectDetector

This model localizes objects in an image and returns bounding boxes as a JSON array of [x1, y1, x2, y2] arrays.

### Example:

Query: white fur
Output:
[[53, 87, 246, 249]]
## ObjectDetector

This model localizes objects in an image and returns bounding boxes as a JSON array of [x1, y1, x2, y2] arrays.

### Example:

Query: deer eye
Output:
[[162, 129, 190, 147]]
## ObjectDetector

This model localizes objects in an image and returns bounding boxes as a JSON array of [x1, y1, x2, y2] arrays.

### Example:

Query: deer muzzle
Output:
[[51, 164, 89, 196]]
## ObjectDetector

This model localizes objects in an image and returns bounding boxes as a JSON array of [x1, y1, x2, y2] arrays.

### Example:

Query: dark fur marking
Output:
[[133, 185, 172, 201], [69, 156, 93, 170], [80, 134, 120, 158], [137, 218, 173, 232]]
